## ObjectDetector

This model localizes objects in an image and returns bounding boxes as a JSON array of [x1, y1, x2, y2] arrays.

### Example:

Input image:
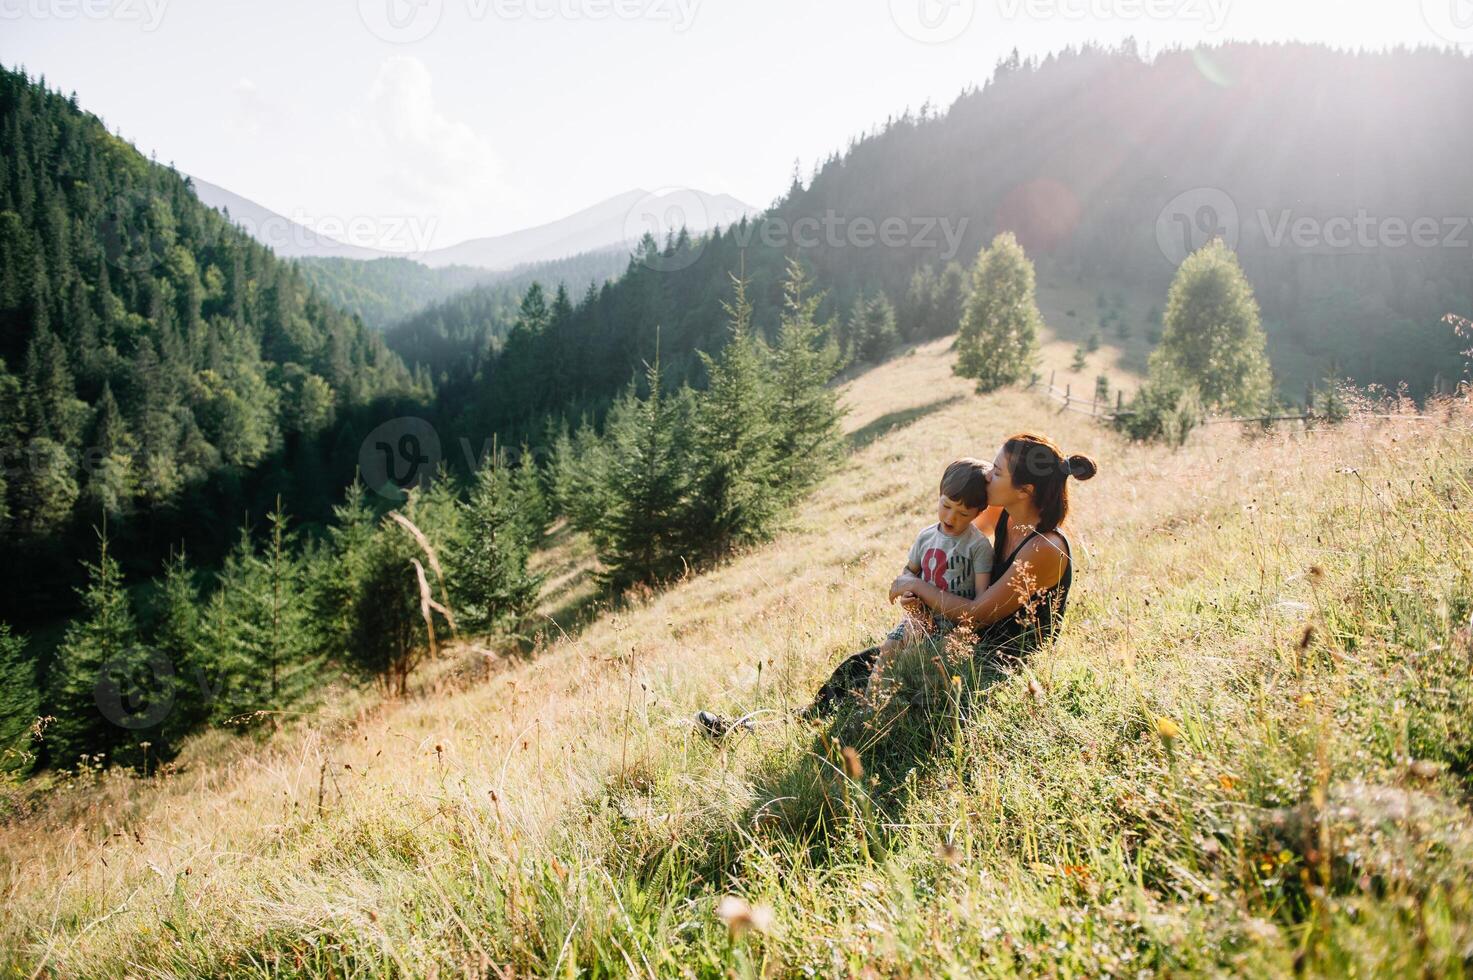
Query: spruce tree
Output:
[[770, 258, 844, 498], [596, 353, 693, 589], [557, 420, 611, 537], [840, 292, 871, 366], [348, 517, 424, 694], [543, 422, 575, 522], [208, 529, 270, 721], [511, 445, 550, 545], [0, 623, 39, 774], [256, 501, 309, 702], [955, 231, 1042, 391], [152, 547, 204, 744], [448, 456, 543, 634], [859, 293, 900, 363], [47, 527, 146, 765], [1156, 238, 1271, 415], [0, 358, 15, 529], [82, 382, 137, 520], [315, 479, 378, 660], [690, 275, 781, 555]]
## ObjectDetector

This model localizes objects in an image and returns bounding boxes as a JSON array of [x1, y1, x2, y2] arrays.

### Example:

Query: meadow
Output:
[[3, 336, 1472, 977]]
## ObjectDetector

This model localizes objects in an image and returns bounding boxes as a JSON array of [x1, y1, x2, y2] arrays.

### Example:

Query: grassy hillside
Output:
[[3, 337, 1472, 976]]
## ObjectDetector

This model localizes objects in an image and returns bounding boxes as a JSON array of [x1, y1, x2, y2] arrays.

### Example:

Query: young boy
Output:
[[696, 459, 993, 739], [868, 458, 993, 683]]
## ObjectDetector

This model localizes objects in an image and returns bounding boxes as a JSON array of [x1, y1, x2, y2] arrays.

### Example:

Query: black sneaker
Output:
[[695, 710, 752, 742]]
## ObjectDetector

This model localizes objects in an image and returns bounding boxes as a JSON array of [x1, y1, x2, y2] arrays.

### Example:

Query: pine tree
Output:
[[770, 258, 844, 498], [449, 456, 543, 634], [544, 423, 575, 521], [511, 445, 550, 545], [207, 529, 271, 721], [955, 232, 1042, 391], [47, 527, 146, 765], [257, 501, 307, 702], [596, 353, 694, 589], [0, 358, 16, 529], [0, 623, 39, 774], [152, 547, 203, 744], [82, 381, 137, 520], [1156, 238, 1271, 415], [348, 517, 423, 694], [690, 275, 782, 555], [859, 293, 900, 362], [839, 292, 870, 365], [309, 478, 378, 661], [556, 420, 611, 537]]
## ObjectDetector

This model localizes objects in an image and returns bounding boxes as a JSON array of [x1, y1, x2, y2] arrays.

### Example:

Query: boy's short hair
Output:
[[940, 458, 989, 510]]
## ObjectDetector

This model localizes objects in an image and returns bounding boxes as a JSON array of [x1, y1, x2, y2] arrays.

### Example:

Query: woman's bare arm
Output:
[[889, 532, 1069, 627]]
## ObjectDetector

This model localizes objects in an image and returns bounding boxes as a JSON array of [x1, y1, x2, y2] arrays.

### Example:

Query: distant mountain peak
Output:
[[190, 180, 759, 271]]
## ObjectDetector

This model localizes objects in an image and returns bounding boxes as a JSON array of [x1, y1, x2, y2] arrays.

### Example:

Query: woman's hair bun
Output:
[[1066, 454, 1098, 481]]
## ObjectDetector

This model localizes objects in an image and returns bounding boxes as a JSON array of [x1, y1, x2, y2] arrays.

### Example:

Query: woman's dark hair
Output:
[[1002, 432, 1097, 533]]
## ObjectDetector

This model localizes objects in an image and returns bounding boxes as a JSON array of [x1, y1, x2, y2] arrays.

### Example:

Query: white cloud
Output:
[[358, 56, 508, 218]]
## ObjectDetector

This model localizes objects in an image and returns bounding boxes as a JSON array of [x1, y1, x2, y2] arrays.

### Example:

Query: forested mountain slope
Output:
[[0, 64, 429, 624]]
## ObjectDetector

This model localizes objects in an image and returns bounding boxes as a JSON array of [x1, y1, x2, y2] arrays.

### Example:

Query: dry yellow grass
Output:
[[3, 335, 1471, 976]]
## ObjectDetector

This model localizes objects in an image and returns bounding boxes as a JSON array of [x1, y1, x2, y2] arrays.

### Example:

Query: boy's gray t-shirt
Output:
[[906, 523, 993, 601]]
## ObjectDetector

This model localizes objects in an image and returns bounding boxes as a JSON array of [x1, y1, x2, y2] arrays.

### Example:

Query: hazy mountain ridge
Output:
[[192, 178, 758, 271]]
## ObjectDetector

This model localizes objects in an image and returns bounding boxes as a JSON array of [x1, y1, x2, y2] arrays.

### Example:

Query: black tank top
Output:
[[973, 512, 1074, 656]]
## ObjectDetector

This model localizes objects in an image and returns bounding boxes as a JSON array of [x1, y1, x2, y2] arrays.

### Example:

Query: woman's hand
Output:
[[889, 574, 926, 603]]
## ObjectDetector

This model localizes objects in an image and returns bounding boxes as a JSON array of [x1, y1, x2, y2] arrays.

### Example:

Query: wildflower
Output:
[[1296, 693, 1314, 708], [1154, 717, 1180, 742], [1218, 774, 1237, 792], [716, 895, 773, 937]]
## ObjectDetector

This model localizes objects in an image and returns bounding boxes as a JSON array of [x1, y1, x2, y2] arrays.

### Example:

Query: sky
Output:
[[2, 0, 1466, 250]]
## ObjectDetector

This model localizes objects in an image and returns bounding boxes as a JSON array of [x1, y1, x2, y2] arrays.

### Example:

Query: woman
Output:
[[804, 432, 1095, 717], [696, 432, 1095, 738]]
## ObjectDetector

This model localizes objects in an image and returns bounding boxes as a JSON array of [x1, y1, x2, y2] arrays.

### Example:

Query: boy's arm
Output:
[[897, 532, 926, 612]]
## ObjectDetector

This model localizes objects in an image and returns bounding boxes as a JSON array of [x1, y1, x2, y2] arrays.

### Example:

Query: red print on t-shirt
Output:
[[921, 548, 949, 591]]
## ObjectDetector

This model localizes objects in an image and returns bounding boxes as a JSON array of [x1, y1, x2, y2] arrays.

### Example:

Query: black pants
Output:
[[805, 646, 881, 717]]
